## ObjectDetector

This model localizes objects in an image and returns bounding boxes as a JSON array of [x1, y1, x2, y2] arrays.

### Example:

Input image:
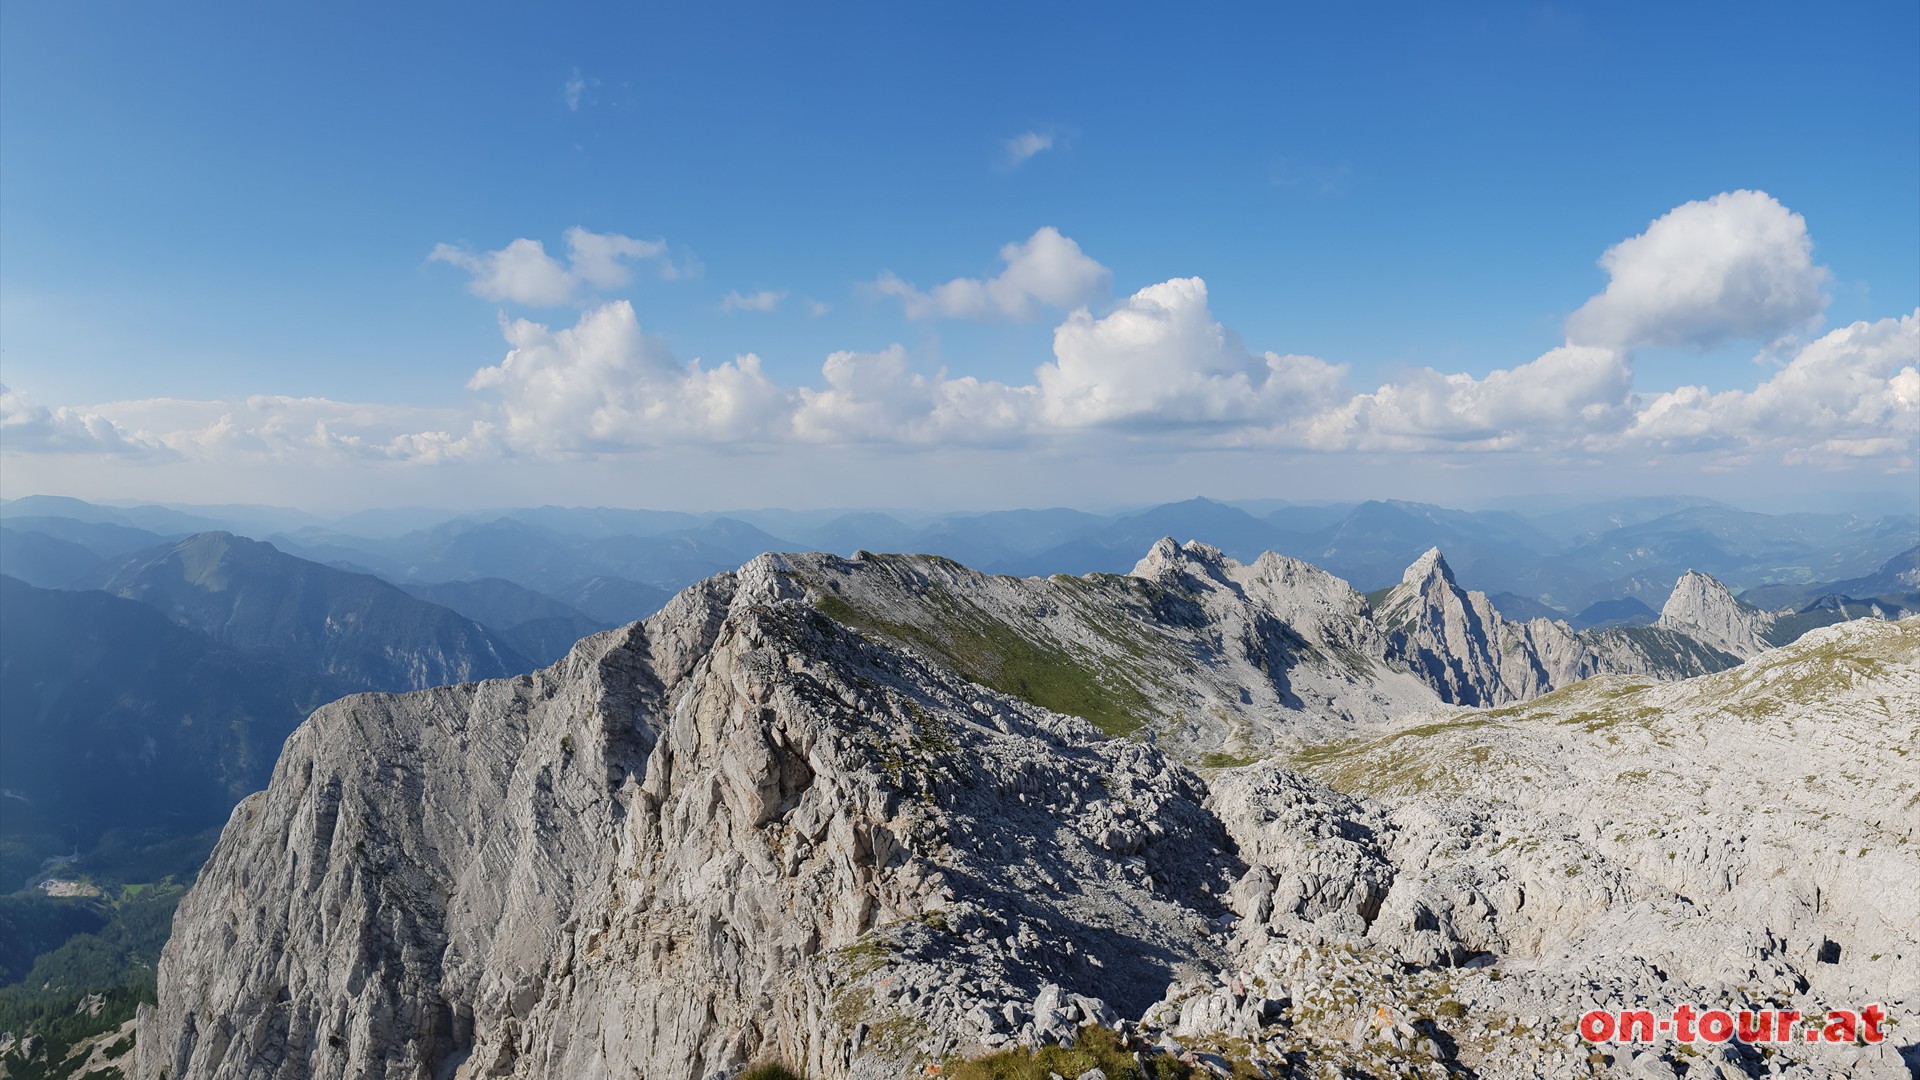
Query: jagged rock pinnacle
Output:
[[1130, 536, 1227, 579], [1400, 546, 1454, 586]]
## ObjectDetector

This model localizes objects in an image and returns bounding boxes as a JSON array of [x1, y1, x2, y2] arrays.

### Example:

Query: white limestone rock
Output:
[[1378, 547, 1754, 706], [1658, 568, 1778, 658], [136, 543, 1920, 1080]]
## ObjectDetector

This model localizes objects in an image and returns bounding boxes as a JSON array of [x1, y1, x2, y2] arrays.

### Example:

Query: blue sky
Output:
[[2, 1, 1916, 511]]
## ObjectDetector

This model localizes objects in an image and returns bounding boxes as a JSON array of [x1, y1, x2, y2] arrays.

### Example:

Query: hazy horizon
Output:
[[5, 487, 1915, 524]]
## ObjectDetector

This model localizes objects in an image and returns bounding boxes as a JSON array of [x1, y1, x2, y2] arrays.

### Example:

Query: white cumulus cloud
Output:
[[791, 275, 1347, 444], [466, 301, 791, 451], [14, 193, 1911, 482], [430, 227, 674, 306], [429, 238, 575, 306], [1036, 277, 1347, 429], [792, 346, 1036, 445], [1628, 311, 1920, 461], [0, 391, 487, 465], [1566, 190, 1830, 350], [77, 395, 491, 463], [1303, 345, 1635, 452], [563, 228, 667, 287], [0, 384, 169, 457], [873, 227, 1109, 321]]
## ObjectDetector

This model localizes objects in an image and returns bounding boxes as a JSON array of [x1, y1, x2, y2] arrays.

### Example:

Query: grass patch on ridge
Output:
[[813, 583, 1154, 738]]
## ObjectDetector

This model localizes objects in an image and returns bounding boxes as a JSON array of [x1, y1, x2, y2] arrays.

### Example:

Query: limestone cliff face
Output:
[[139, 557, 1237, 1079], [1373, 547, 1527, 705], [136, 578, 688, 1080], [138, 546, 1920, 1080], [1376, 548, 1748, 706], [1658, 568, 1778, 657]]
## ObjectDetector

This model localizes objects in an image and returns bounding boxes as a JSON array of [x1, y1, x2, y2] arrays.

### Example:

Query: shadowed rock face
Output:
[[138, 557, 1240, 1079], [140, 546, 1920, 1080], [1377, 547, 1751, 706]]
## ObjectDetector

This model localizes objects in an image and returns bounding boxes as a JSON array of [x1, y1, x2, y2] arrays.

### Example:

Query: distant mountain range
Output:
[[1738, 542, 1919, 612], [6, 494, 1916, 640], [7, 491, 1912, 618], [0, 576, 335, 883], [96, 532, 532, 691], [0, 530, 563, 898], [7, 494, 1902, 879], [399, 577, 610, 666], [0, 492, 1912, 1078]]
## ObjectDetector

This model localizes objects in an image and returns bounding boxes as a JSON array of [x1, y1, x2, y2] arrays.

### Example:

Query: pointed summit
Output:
[[1657, 570, 1775, 659], [1376, 547, 1467, 634], [1658, 570, 1739, 625], [1374, 545, 1513, 707], [1400, 546, 1456, 586]]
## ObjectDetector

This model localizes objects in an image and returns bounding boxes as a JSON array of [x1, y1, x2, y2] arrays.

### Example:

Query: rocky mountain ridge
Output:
[[790, 540, 1777, 742], [97, 532, 530, 692], [1376, 547, 1753, 707], [135, 544, 1919, 1079]]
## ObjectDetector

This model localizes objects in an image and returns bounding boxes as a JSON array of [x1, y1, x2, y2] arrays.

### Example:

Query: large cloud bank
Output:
[[9, 193, 1914, 476]]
